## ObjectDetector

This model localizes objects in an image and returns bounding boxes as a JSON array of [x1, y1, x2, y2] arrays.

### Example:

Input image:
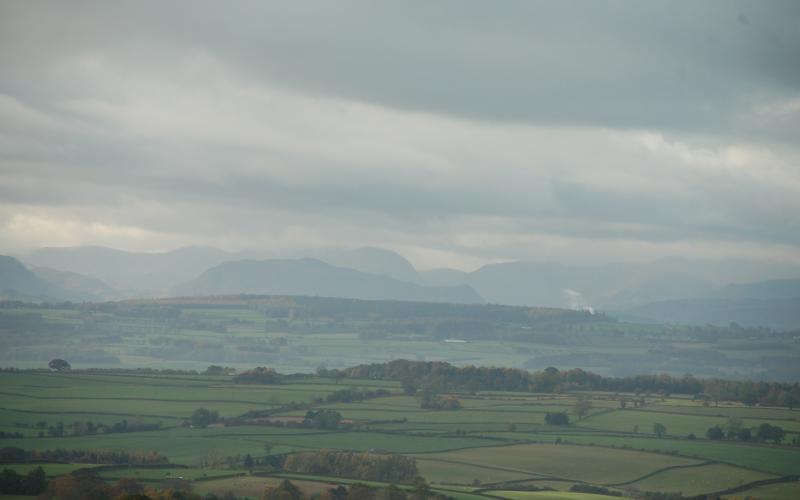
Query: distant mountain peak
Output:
[[178, 258, 484, 304]]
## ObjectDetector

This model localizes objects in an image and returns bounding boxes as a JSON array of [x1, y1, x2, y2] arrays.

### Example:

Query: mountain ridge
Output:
[[177, 258, 485, 304]]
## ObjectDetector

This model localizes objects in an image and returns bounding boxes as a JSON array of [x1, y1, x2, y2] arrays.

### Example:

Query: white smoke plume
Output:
[[564, 288, 595, 314]]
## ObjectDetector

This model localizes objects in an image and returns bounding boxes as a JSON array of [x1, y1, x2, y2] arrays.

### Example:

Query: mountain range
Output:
[[178, 258, 483, 304], [3, 245, 800, 329]]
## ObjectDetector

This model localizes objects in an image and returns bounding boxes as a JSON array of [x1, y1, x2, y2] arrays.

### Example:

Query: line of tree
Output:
[[189, 408, 220, 428], [265, 478, 441, 500], [418, 389, 462, 410], [570, 484, 622, 497], [706, 420, 785, 444], [31, 418, 161, 437], [316, 388, 392, 404], [0, 447, 167, 465], [231, 368, 314, 385], [0, 466, 47, 495], [303, 409, 343, 430], [544, 412, 569, 425], [282, 450, 419, 483], [327, 359, 800, 407], [37, 472, 227, 500], [232, 367, 284, 384]]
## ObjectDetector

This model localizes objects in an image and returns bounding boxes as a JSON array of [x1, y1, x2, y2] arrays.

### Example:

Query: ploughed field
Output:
[[1, 370, 799, 499]]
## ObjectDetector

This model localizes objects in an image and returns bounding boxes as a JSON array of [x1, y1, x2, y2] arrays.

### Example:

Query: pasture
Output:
[[0, 370, 799, 499]]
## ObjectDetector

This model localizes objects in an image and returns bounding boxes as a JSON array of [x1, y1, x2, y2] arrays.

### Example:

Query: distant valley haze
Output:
[[1, 245, 799, 330]]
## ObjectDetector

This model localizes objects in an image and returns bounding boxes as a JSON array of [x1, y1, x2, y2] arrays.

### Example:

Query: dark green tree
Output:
[[706, 426, 724, 440], [48, 359, 71, 371], [190, 408, 219, 428]]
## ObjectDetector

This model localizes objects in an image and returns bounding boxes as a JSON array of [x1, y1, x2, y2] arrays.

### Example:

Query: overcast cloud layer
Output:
[[1, 1, 799, 270]]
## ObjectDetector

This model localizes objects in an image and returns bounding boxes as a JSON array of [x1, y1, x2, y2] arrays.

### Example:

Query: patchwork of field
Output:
[[1, 370, 799, 499], [486, 493, 617, 500], [623, 463, 774, 495], [413, 443, 699, 484], [4, 299, 798, 382], [723, 481, 800, 500]]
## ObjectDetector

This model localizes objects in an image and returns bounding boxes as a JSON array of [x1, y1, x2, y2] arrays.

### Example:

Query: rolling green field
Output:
[[1, 369, 799, 499], [724, 481, 800, 500], [412, 443, 699, 484], [624, 463, 774, 495], [3, 297, 798, 381], [485, 492, 615, 500]]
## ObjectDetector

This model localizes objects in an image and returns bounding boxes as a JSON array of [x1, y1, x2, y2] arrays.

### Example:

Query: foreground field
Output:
[[487, 492, 618, 500], [1, 370, 799, 499]]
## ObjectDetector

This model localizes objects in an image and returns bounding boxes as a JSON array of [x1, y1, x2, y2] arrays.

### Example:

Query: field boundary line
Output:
[[0, 390, 283, 406], [0, 406, 183, 420], [602, 460, 717, 487], [414, 457, 564, 481], [634, 406, 800, 424], [704, 474, 799, 497]]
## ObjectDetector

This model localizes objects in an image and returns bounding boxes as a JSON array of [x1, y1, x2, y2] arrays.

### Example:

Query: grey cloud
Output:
[[1, 1, 799, 136], [0, 1, 799, 268]]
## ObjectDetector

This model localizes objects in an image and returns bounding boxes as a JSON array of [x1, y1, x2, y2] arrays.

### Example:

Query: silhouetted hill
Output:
[[32, 267, 119, 301], [619, 297, 800, 331], [710, 278, 800, 300], [178, 258, 485, 304], [27, 246, 233, 291], [444, 258, 800, 309], [318, 247, 419, 282], [0, 255, 53, 298]]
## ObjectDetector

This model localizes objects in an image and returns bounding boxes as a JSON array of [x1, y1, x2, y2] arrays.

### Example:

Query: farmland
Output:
[[2, 296, 798, 381], [1, 297, 799, 498], [1, 367, 799, 500]]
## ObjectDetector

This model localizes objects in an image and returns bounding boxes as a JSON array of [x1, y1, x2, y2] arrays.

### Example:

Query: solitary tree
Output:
[[264, 479, 302, 500], [756, 423, 785, 444], [574, 396, 592, 420], [653, 422, 667, 438], [190, 408, 219, 428], [706, 426, 724, 440], [737, 428, 753, 441], [48, 359, 70, 371], [545, 412, 570, 425], [724, 417, 743, 439]]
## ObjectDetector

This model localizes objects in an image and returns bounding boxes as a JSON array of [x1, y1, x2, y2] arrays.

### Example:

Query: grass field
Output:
[[1, 369, 799, 499], [484, 491, 612, 500], [624, 463, 775, 495], [578, 408, 800, 437], [411, 443, 700, 484], [415, 458, 536, 485], [725, 481, 800, 500]]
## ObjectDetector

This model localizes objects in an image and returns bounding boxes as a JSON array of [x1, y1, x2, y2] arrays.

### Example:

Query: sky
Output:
[[1, 1, 799, 271]]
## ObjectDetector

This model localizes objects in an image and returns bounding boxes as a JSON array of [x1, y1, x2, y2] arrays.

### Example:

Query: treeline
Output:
[[418, 390, 461, 410], [0, 447, 167, 465], [266, 478, 444, 500], [27, 418, 161, 437], [233, 367, 284, 384], [37, 472, 226, 500], [314, 387, 392, 404], [282, 450, 419, 483], [0, 466, 47, 495], [705, 418, 788, 444], [330, 359, 800, 407], [232, 366, 312, 385]]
